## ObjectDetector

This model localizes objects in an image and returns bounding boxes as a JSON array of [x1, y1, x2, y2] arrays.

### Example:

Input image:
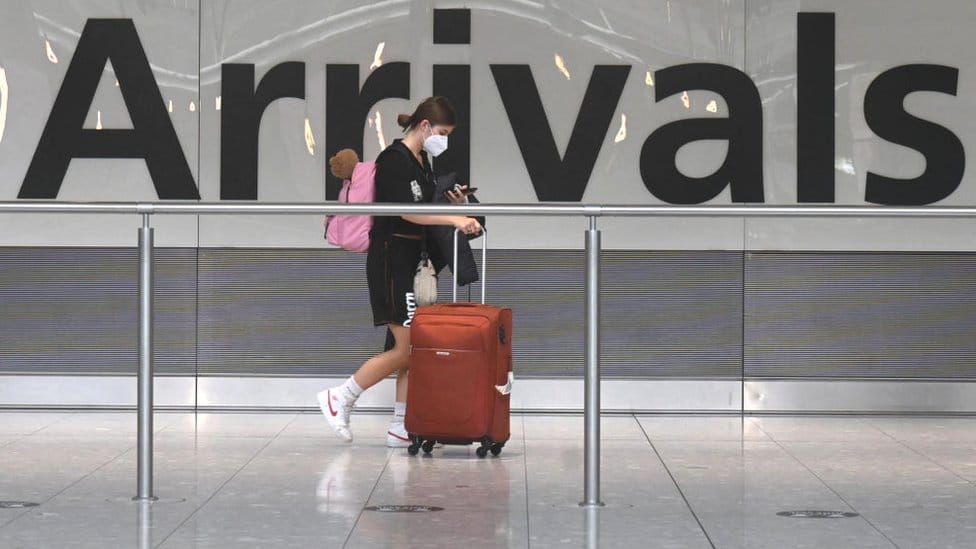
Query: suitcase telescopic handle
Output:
[[453, 227, 486, 305]]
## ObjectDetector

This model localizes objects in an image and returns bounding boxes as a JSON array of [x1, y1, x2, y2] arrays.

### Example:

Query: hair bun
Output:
[[396, 114, 412, 129]]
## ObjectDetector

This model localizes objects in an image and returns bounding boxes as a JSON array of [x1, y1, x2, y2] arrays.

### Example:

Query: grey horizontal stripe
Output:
[[194, 249, 743, 378], [3, 248, 975, 381], [745, 252, 976, 379], [0, 248, 197, 375]]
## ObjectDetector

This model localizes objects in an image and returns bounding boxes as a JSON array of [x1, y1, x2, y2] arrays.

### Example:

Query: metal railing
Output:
[[3, 201, 976, 507]]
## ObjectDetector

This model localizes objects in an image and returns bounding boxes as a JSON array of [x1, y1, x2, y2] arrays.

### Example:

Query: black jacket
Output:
[[383, 173, 483, 352], [426, 172, 484, 287]]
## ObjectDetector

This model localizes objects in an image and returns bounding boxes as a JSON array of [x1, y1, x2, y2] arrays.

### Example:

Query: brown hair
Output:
[[396, 96, 457, 131]]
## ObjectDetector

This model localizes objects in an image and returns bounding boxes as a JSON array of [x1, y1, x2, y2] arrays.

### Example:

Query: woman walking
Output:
[[318, 96, 481, 446]]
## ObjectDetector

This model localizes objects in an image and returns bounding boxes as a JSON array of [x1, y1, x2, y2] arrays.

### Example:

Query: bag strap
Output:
[[420, 226, 429, 262], [374, 142, 422, 242]]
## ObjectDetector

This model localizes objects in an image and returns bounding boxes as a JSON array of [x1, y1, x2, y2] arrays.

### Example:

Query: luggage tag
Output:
[[495, 372, 514, 395]]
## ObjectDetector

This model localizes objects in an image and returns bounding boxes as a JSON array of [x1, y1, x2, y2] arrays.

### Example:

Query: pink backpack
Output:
[[325, 161, 377, 252]]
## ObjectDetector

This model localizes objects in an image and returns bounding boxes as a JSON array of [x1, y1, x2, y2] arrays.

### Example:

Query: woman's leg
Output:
[[395, 366, 409, 403], [320, 324, 410, 443], [382, 326, 411, 445], [353, 324, 410, 390], [387, 357, 411, 447]]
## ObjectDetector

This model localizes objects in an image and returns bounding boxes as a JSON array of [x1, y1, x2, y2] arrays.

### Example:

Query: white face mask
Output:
[[422, 131, 449, 157]]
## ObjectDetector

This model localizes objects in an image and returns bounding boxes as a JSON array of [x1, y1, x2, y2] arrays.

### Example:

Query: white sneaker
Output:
[[318, 388, 355, 442], [386, 421, 411, 448]]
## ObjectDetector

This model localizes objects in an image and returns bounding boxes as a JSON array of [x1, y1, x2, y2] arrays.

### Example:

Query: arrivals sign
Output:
[[13, 10, 966, 206]]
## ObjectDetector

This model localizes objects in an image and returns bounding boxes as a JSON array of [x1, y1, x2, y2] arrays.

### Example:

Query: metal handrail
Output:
[[4, 200, 975, 506], [4, 201, 976, 217]]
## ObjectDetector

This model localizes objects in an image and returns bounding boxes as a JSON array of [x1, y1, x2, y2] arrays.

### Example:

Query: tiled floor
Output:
[[1, 412, 975, 548]]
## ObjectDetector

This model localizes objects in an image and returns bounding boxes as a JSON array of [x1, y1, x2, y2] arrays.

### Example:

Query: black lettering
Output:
[[433, 8, 471, 45], [19, 19, 198, 199], [639, 63, 763, 204], [325, 63, 410, 200], [432, 65, 470, 182], [490, 64, 630, 202], [220, 62, 305, 200], [797, 12, 835, 202], [864, 64, 965, 205]]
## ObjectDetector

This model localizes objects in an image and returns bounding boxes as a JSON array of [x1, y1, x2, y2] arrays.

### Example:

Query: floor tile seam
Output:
[[28, 413, 74, 435], [744, 416, 770, 440], [25, 416, 184, 438], [0, 433, 27, 449], [154, 413, 190, 432], [152, 415, 190, 435], [152, 414, 298, 548], [739, 416, 775, 442], [769, 437, 903, 549], [341, 447, 395, 548], [156, 412, 300, 439], [0, 509, 31, 530], [33, 411, 180, 433], [521, 414, 532, 549], [866, 423, 976, 486], [0, 436, 140, 530], [9, 423, 60, 439], [636, 418, 716, 549]]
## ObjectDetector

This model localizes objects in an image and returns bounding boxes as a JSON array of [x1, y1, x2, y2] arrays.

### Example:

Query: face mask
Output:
[[422, 130, 449, 157]]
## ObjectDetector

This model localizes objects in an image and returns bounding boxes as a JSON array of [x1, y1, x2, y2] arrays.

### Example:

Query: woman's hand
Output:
[[445, 185, 470, 204], [454, 216, 482, 236]]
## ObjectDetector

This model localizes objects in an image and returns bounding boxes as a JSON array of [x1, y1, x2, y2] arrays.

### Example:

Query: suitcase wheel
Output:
[[421, 440, 435, 454], [407, 434, 423, 456], [490, 442, 504, 456], [476, 437, 494, 458]]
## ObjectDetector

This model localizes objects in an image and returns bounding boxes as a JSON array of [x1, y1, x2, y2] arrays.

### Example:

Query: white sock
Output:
[[340, 377, 364, 400], [393, 401, 406, 422]]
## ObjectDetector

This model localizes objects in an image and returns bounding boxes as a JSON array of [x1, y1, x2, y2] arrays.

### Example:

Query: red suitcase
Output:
[[405, 231, 513, 457]]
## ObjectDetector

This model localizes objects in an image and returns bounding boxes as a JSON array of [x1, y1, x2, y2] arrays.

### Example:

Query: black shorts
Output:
[[366, 236, 422, 327]]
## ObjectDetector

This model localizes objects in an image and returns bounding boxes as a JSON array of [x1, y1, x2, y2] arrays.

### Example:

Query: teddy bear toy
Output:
[[328, 148, 360, 180]]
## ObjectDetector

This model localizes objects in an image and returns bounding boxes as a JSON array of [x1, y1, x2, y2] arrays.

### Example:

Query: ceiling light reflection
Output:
[[215, 96, 221, 110], [370, 42, 385, 71], [645, 71, 654, 87], [0, 67, 8, 144], [835, 157, 856, 176], [96, 110, 103, 130], [189, 101, 196, 112], [304, 118, 316, 156], [45, 40, 58, 63], [167, 100, 173, 113], [374, 111, 386, 150], [706, 100, 718, 113], [554, 54, 571, 80], [681, 91, 690, 109], [614, 113, 626, 143]]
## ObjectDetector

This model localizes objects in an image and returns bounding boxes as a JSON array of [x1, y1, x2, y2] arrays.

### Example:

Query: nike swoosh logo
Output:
[[328, 394, 339, 417], [387, 431, 410, 442]]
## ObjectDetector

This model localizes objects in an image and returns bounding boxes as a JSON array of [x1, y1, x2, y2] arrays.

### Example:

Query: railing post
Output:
[[581, 216, 604, 507], [137, 500, 153, 549], [135, 214, 156, 501]]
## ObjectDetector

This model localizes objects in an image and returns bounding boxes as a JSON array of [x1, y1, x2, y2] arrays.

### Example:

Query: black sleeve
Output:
[[374, 148, 414, 204]]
